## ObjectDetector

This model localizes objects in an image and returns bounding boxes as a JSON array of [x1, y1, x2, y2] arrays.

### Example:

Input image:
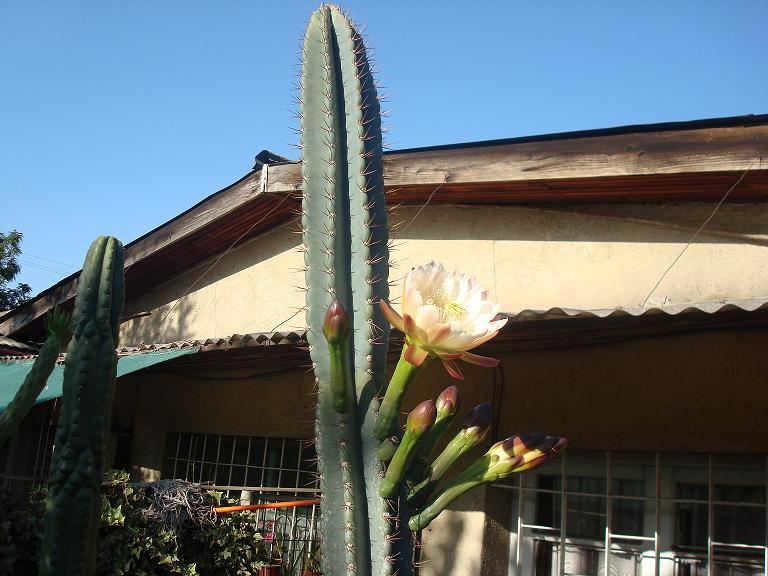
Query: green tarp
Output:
[[0, 348, 199, 411]]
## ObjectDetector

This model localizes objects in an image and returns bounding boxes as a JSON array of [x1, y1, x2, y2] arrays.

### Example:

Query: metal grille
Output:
[[0, 421, 56, 491], [163, 432, 320, 575], [500, 451, 768, 576]]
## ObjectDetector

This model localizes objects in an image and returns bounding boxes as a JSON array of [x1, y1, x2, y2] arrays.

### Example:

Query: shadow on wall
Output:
[[389, 202, 768, 245], [120, 222, 300, 345], [420, 513, 470, 576], [419, 485, 489, 576], [121, 291, 196, 346]]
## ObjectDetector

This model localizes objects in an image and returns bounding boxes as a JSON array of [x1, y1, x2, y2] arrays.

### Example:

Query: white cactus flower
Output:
[[381, 261, 507, 379]]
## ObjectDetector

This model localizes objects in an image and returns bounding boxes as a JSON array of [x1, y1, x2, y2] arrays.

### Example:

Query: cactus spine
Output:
[[301, 5, 408, 576], [0, 307, 71, 446], [40, 236, 124, 576]]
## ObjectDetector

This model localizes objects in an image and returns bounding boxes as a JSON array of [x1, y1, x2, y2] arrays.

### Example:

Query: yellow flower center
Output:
[[425, 290, 467, 322]]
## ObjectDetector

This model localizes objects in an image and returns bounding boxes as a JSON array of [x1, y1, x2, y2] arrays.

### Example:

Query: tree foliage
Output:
[[0, 230, 32, 310]]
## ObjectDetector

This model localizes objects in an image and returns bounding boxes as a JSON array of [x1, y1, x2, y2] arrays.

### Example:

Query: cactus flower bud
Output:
[[405, 387, 461, 486], [483, 434, 567, 481], [435, 385, 459, 420], [409, 433, 568, 531], [407, 402, 495, 508], [323, 299, 350, 343], [323, 300, 351, 413], [407, 400, 437, 436], [461, 401, 493, 439]]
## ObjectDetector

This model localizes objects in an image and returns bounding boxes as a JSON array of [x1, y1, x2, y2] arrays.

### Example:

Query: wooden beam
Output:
[[265, 124, 768, 194]]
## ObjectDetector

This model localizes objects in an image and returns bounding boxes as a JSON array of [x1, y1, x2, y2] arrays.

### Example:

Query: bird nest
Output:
[[138, 479, 218, 529]]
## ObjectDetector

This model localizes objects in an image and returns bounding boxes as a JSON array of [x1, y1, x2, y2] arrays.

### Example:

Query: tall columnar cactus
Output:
[[301, 5, 399, 575], [300, 6, 566, 576], [0, 307, 72, 447], [40, 236, 125, 576]]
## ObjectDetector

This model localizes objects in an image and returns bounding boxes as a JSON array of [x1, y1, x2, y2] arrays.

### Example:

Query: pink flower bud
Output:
[[436, 385, 460, 419], [406, 400, 437, 436], [323, 300, 350, 343]]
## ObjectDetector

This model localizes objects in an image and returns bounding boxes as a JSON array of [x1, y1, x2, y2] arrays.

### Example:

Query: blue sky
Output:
[[1, 1, 766, 295]]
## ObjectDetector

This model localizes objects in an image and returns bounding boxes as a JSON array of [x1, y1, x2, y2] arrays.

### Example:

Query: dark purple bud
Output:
[[323, 300, 350, 343], [436, 386, 460, 420], [461, 402, 493, 440], [407, 400, 437, 436]]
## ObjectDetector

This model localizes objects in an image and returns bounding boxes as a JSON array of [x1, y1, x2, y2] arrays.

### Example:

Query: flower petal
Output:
[[380, 299, 405, 332], [415, 304, 441, 330], [426, 322, 453, 346], [404, 343, 430, 367], [460, 351, 500, 368], [440, 357, 464, 380]]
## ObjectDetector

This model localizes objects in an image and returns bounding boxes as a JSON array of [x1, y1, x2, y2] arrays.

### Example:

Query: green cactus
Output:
[[0, 307, 72, 447], [301, 5, 404, 576], [300, 5, 567, 574], [39, 236, 124, 576]]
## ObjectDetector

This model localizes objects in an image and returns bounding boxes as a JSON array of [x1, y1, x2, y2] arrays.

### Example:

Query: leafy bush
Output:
[[0, 471, 271, 576]]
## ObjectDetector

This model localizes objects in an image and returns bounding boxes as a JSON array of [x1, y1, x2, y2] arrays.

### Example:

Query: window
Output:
[[500, 451, 767, 576], [0, 405, 57, 492]]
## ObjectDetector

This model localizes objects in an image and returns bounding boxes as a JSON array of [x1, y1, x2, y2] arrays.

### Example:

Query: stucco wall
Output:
[[397, 328, 768, 454], [120, 202, 768, 347]]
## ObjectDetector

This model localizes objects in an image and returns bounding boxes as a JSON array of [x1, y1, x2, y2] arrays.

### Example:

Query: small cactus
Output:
[[39, 236, 124, 576]]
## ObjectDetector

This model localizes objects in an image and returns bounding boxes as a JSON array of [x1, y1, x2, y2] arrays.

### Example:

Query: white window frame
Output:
[[497, 451, 768, 576]]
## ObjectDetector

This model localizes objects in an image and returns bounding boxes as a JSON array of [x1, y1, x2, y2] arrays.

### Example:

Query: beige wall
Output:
[[120, 202, 768, 347], [398, 328, 768, 454]]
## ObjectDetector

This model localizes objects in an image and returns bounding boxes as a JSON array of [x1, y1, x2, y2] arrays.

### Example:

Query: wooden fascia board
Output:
[[266, 124, 768, 193]]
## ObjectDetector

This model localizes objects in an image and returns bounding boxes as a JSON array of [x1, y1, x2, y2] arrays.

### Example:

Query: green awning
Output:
[[0, 348, 199, 411]]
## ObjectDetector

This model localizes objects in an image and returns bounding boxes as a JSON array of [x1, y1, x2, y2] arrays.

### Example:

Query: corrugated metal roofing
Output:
[[0, 348, 199, 411], [2, 297, 764, 365], [504, 297, 768, 322]]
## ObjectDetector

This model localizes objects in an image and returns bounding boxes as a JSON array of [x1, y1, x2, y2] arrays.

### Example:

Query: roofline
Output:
[[3, 113, 767, 338], [385, 113, 768, 155]]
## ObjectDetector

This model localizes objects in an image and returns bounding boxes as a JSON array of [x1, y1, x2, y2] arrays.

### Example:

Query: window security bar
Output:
[[497, 451, 768, 576]]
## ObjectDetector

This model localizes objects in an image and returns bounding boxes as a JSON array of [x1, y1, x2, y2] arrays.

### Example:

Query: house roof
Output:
[[2, 114, 767, 341], [0, 336, 39, 356]]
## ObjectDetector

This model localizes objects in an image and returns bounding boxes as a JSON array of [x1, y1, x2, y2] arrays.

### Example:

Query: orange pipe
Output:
[[214, 498, 320, 514]]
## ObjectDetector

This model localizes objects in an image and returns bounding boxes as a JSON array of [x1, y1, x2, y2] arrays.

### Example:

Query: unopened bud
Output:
[[436, 386, 460, 420], [486, 434, 568, 479], [406, 400, 436, 436], [461, 402, 493, 441], [323, 300, 350, 343]]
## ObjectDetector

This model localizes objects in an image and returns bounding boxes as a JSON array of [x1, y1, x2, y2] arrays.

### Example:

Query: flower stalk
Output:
[[407, 402, 493, 508], [379, 400, 437, 498], [374, 345, 427, 441], [409, 433, 568, 531], [406, 386, 460, 484]]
